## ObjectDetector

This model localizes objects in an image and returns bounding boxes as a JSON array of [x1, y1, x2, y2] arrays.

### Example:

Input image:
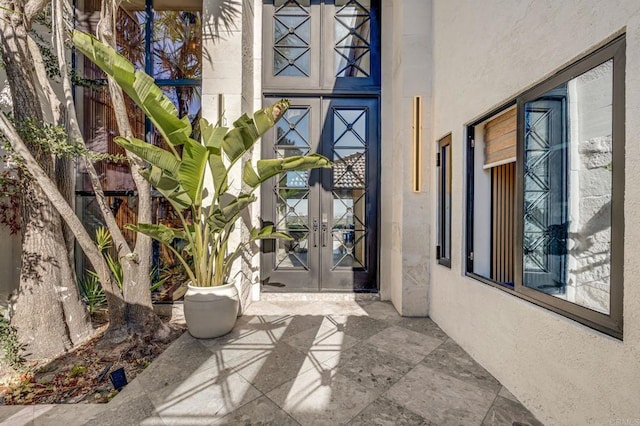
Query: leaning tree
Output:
[[0, 0, 170, 359]]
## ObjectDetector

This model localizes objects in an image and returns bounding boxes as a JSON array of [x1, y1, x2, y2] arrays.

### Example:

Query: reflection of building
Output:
[[1, 1, 640, 423]]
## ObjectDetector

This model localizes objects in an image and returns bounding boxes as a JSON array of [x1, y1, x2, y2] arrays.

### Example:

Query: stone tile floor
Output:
[[0, 300, 542, 425]]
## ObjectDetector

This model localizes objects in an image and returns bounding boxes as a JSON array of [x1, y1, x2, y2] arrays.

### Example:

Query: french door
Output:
[[261, 97, 378, 291]]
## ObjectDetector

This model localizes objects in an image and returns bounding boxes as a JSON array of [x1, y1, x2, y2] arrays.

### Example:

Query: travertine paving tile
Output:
[[149, 366, 261, 425], [421, 339, 501, 393], [198, 319, 294, 369], [385, 364, 498, 426], [134, 335, 222, 396], [266, 366, 377, 426], [348, 396, 431, 426], [396, 317, 448, 341], [86, 391, 162, 426], [1, 302, 543, 426], [357, 301, 403, 323], [32, 403, 102, 426], [0, 406, 27, 423], [284, 322, 360, 363], [232, 341, 312, 394], [3, 405, 55, 426], [482, 395, 543, 426], [367, 326, 444, 365], [326, 315, 390, 340], [498, 385, 519, 403], [330, 342, 414, 395], [213, 395, 300, 425], [245, 314, 326, 340]]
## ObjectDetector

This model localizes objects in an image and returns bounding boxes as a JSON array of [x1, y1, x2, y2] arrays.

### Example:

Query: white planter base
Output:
[[183, 283, 239, 339]]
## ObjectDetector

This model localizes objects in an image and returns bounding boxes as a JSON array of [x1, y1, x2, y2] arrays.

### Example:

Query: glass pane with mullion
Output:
[[152, 9, 202, 80], [273, 0, 311, 77], [275, 0, 310, 11], [147, 86, 201, 148], [275, 187, 309, 269], [332, 189, 366, 268], [334, 1, 371, 78], [523, 60, 613, 315], [117, 8, 146, 71], [442, 142, 452, 261]]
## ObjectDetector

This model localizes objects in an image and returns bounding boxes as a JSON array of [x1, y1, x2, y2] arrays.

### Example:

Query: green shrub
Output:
[[0, 316, 26, 371]]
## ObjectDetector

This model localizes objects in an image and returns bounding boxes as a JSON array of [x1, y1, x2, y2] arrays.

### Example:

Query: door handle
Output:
[[321, 223, 328, 247], [312, 219, 318, 247]]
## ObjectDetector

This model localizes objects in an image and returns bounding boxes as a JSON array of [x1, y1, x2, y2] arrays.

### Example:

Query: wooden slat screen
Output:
[[484, 108, 516, 168], [491, 162, 515, 284]]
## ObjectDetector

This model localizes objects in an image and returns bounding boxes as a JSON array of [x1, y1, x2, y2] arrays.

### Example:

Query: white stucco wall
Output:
[[202, 0, 255, 312], [379, 0, 432, 316], [429, 1, 640, 424]]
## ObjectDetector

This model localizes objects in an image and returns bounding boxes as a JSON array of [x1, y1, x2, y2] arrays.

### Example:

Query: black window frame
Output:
[[465, 35, 625, 339], [437, 133, 452, 268], [262, 0, 381, 94]]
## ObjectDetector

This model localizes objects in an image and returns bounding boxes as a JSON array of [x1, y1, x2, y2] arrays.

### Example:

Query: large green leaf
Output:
[[200, 119, 226, 154], [201, 119, 228, 194], [126, 223, 185, 246], [221, 101, 291, 163], [115, 137, 180, 176], [222, 123, 254, 163], [244, 154, 332, 188], [72, 31, 191, 146], [141, 167, 191, 210], [254, 100, 289, 135], [207, 193, 257, 231], [178, 139, 209, 206], [250, 225, 293, 241]]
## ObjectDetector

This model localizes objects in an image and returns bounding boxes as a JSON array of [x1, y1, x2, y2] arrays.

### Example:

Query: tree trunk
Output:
[[97, 0, 166, 336], [0, 0, 93, 358]]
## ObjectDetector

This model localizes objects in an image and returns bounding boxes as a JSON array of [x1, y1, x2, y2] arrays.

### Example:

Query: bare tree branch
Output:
[[53, 0, 131, 257], [24, 0, 48, 26], [0, 111, 126, 321]]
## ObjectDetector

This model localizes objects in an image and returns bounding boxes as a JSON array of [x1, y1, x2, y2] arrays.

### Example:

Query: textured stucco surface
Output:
[[429, 1, 640, 424], [202, 0, 254, 313], [379, 0, 432, 316]]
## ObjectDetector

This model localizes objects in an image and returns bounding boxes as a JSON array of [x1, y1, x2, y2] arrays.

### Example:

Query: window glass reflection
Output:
[[523, 60, 613, 315]]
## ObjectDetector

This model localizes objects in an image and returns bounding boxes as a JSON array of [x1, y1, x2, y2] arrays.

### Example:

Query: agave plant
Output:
[[73, 31, 331, 288]]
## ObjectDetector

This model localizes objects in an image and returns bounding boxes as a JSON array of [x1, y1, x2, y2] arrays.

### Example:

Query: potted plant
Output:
[[73, 31, 331, 338]]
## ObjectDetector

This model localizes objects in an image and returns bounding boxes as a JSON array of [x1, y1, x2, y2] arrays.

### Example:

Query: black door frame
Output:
[[261, 96, 379, 292]]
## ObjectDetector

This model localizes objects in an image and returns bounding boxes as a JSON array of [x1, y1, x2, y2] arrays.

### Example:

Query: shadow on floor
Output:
[[3, 300, 542, 425]]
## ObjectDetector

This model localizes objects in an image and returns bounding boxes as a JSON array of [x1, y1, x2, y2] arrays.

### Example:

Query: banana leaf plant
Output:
[[73, 31, 332, 287]]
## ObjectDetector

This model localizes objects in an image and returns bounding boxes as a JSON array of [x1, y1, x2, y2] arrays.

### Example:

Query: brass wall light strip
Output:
[[413, 96, 422, 192]]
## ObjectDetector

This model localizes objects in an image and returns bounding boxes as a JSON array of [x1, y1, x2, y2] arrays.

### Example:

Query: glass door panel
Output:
[[262, 97, 378, 292]]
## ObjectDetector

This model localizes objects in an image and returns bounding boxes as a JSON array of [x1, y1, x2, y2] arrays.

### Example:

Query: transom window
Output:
[[264, 0, 380, 92]]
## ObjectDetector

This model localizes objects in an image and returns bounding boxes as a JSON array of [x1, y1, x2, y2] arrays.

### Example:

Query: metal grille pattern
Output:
[[332, 108, 368, 268], [274, 108, 311, 269], [273, 0, 311, 77], [523, 109, 552, 272], [334, 0, 371, 77]]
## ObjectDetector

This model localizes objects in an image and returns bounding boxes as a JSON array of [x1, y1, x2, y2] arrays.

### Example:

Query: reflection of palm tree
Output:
[[116, 9, 145, 69], [153, 11, 202, 120]]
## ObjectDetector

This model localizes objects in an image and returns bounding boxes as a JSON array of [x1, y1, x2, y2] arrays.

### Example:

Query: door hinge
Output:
[[468, 251, 474, 261], [436, 152, 441, 167], [470, 139, 475, 148]]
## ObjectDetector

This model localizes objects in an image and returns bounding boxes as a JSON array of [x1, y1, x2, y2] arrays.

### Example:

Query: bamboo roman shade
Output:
[[483, 107, 516, 168]]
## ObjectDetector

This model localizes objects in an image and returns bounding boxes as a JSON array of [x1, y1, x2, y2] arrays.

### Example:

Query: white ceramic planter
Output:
[[183, 282, 239, 339]]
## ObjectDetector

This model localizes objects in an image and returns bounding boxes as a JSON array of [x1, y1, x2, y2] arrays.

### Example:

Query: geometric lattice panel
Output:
[[273, 0, 311, 77], [274, 107, 312, 270], [523, 109, 552, 272], [334, 0, 371, 77]]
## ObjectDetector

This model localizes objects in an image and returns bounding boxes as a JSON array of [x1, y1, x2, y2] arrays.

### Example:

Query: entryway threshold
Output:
[[258, 292, 380, 302]]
